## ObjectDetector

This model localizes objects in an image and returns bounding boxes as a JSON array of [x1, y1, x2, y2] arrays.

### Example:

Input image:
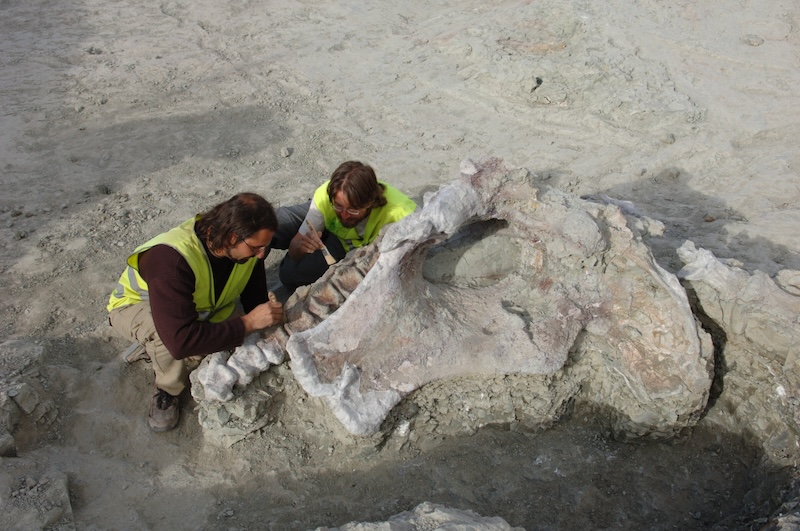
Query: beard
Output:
[[338, 211, 369, 229], [223, 248, 251, 264]]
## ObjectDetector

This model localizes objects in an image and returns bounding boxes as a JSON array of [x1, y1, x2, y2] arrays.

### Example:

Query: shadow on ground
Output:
[[566, 167, 800, 276]]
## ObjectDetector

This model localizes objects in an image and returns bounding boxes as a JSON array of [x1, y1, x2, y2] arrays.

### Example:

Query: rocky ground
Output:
[[1, 0, 799, 529]]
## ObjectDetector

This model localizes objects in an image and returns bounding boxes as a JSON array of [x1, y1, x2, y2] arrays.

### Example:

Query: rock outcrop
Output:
[[0, 340, 58, 458], [677, 241, 800, 459], [312, 501, 524, 531]]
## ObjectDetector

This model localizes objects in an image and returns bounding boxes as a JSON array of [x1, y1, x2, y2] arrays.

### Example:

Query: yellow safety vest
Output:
[[314, 181, 417, 252], [106, 216, 257, 322]]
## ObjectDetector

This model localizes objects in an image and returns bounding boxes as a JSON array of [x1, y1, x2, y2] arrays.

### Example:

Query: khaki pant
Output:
[[109, 304, 201, 396]]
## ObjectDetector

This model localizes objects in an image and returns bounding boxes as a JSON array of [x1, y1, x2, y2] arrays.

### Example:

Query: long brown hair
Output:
[[327, 161, 387, 209], [196, 192, 277, 253]]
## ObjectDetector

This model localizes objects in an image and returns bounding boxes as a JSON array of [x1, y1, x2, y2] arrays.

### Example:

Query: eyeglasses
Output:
[[240, 239, 268, 255], [332, 203, 367, 216]]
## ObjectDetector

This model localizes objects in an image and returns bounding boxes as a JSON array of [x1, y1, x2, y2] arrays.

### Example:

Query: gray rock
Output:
[[0, 428, 15, 457], [311, 501, 524, 530], [677, 241, 800, 454]]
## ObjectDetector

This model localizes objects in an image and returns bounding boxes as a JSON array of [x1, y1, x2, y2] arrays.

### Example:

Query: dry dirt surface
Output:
[[1, 0, 799, 529]]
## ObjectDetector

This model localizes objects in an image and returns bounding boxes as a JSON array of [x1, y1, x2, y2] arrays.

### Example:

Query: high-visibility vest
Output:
[[313, 181, 417, 252], [106, 216, 256, 323]]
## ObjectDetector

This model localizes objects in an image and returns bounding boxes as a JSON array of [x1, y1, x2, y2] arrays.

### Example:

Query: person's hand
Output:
[[287, 227, 324, 259], [303, 225, 325, 250], [241, 292, 284, 333]]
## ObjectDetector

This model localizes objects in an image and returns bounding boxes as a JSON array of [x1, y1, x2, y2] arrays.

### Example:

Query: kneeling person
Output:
[[107, 193, 284, 432], [276, 160, 417, 291]]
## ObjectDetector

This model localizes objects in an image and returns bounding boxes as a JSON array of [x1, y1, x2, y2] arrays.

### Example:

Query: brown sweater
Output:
[[138, 243, 267, 360]]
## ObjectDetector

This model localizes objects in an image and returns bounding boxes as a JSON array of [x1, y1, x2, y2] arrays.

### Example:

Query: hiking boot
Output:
[[148, 388, 180, 432]]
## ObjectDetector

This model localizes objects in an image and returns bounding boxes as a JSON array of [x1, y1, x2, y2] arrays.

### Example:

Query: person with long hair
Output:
[[274, 160, 417, 291], [107, 192, 284, 432]]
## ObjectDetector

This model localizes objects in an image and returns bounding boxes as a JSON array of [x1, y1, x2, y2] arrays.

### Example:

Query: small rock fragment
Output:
[[742, 34, 764, 46], [0, 429, 16, 457]]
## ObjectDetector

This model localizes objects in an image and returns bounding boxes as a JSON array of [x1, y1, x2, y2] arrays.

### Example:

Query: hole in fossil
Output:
[[422, 219, 519, 287]]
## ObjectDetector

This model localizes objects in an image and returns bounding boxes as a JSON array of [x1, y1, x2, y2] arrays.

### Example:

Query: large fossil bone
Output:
[[283, 157, 713, 436], [193, 158, 713, 442]]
